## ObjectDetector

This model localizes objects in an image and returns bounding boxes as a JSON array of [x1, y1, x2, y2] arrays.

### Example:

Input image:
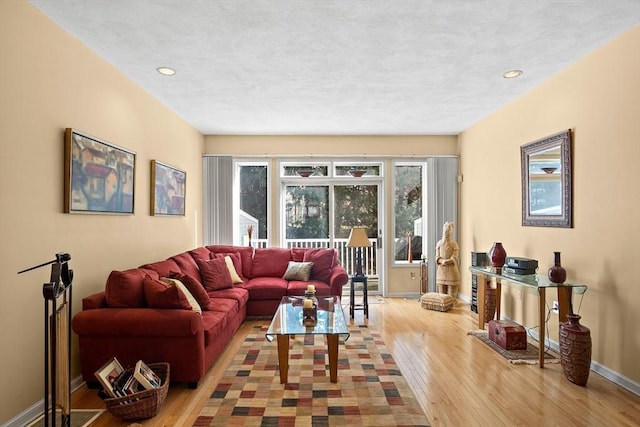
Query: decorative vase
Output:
[[247, 225, 253, 247], [484, 286, 496, 324], [489, 242, 506, 268], [548, 251, 567, 284], [559, 314, 592, 386]]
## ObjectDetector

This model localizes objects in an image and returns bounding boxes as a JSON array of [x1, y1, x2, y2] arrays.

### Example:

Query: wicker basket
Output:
[[104, 363, 170, 421]]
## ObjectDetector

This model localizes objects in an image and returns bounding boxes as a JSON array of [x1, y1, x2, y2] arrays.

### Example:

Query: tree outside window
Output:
[[394, 164, 423, 262], [239, 164, 268, 243]]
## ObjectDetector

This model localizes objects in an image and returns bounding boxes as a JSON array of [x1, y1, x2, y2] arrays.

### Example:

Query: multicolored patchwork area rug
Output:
[[193, 324, 429, 426]]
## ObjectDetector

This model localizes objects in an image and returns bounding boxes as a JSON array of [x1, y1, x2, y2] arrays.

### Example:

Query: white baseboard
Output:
[[2, 376, 86, 427], [457, 292, 640, 397]]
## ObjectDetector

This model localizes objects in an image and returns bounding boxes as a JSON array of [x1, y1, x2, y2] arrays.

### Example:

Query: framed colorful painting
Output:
[[150, 160, 186, 216], [64, 128, 136, 214]]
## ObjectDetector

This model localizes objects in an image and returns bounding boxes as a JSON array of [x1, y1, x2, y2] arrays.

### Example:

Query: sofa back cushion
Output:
[[188, 247, 211, 262], [303, 248, 336, 283], [252, 248, 292, 278], [139, 258, 180, 277], [291, 248, 306, 262], [207, 245, 254, 279], [197, 258, 233, 291], [170, 252, 200, 279], [105, 268, 153, 308]]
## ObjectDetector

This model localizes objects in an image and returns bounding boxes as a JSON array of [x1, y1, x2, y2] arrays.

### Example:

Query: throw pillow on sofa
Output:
[[212, 253, 244, 283], [143, 275, 202, 313], [197, 257, 233, 291], [105, 268, 152, 308], [303, 248, 335, 283], [283, 261, 314, 281], [169, 272, 212, 310], [207, 245, 254, 279]]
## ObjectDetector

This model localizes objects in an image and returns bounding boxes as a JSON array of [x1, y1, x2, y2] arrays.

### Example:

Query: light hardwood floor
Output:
[[69, 298, 640, 426]]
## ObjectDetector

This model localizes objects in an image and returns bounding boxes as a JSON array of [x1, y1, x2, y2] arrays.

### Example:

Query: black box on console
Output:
[[505, 257, 538, 271], [471, 252, 487, 267]]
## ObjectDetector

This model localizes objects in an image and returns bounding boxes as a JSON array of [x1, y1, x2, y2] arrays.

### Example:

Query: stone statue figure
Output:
[[435, 221, 460, 297]]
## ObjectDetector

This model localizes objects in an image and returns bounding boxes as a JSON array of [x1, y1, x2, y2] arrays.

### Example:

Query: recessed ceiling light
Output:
[[503, 70, 523, 79], [156, 67, 176, 76]]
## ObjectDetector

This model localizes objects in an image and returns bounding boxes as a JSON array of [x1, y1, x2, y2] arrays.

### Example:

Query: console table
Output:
[[469, 266, 587, 367]]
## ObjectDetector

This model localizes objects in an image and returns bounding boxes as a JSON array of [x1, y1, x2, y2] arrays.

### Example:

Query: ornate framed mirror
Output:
[[521, 130, 572, 228]]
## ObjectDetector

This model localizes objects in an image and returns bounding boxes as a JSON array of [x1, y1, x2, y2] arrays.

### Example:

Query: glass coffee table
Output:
[[266, 295, 349, 383]]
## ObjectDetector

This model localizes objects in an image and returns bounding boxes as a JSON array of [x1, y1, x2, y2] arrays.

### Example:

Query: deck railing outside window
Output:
[[251, 238, 379, 280]]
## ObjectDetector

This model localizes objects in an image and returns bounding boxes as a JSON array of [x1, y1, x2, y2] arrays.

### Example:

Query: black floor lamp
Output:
[[346, 226, 372, 277], [346, 227, 372, 319]]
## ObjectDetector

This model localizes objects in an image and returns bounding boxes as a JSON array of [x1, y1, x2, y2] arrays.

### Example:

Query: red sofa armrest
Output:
[[72, 308, 203, 337], [82, 291, 108, 310], [328, 264, 349, 297]]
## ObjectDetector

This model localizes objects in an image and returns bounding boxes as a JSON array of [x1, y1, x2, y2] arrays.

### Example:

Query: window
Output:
[[235, 162, 268, 247], [279, 160, 383, 291], [393, 162, 425, 263]]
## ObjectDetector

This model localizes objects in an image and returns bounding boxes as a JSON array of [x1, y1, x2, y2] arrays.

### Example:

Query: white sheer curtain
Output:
[[202, 156, 234, 245], [425, 157, 459, 293]]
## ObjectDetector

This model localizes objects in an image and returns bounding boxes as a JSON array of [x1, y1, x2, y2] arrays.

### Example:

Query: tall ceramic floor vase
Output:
[[484, 286, 497, 324], [489, 242, 506, 268], [559, 314, 592, 386]]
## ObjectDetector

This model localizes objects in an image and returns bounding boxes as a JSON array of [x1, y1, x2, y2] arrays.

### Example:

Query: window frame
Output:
[[392, 160, 427, 266], [233, 160, 270, 247]]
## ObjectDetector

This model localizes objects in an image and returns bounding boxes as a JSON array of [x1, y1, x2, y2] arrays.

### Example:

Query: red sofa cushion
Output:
[[201, 310, 229, 346], [252, 248, 292, 278], [143, 275, 193, 310], [139, 258, 180, 277], [303, 248, 336, 283], [188, 247, 211, 262], [171, 251, 201, 280], [212, 252, 244, 282], [170, 272, 212, 311], [287, 280, 332, 296], [105, 269, 151, 308], [207, 245, 254, 279], [207, 287, 249, 308], [291, 248, 306, 262], [240, 277, 288, 300], [197, 258, 233, 291]]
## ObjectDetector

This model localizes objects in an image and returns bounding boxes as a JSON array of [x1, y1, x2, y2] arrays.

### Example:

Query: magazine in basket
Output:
[[134, 360, 162, 390]]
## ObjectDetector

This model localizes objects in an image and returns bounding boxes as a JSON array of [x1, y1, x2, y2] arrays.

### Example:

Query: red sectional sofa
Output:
[[72, 245, 348, 388]]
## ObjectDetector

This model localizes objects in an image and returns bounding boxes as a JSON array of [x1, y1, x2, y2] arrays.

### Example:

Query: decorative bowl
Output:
[[541, 167, 557, 174], [348, 169, 367, 177], [296, 169, 314, 177]]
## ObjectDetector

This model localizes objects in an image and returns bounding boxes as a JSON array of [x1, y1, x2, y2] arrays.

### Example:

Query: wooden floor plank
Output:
[[67, 298, 640, 426]]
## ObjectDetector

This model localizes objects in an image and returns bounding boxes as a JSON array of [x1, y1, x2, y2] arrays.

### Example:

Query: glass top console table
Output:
[[469, 266, 587, 367]]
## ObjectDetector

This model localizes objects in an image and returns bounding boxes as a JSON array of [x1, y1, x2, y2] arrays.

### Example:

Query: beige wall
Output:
[[1, 0, 636, 422], [459, 26, 640, 385], [205, 135, 459, 295], [0, 1, 204, 423]]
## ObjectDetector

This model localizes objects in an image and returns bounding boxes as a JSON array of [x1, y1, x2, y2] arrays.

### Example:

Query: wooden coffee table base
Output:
[[276, 334, 340, 383]]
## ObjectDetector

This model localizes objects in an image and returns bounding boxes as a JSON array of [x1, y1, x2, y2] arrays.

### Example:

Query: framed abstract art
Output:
[[64, 128, 136, 214], [150, 160, 186, 216]]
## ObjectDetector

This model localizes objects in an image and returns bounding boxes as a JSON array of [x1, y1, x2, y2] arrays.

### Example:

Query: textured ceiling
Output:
[[28, 0, 639, 135]]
